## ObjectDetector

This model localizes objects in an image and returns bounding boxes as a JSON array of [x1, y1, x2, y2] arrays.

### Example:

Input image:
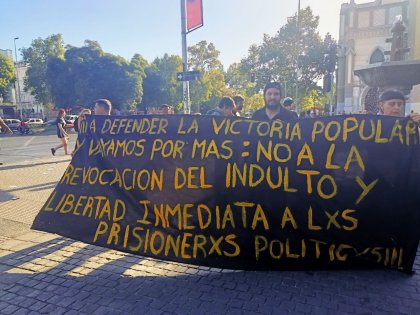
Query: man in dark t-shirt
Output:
[[252, 82, 298, 122], [206, 96, 235, 117]]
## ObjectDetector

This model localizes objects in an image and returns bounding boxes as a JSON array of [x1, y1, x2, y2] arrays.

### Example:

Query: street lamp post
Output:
[[295, 0, 301, 112], [13, 37, 23, 120], [180, 0, 190, 114]]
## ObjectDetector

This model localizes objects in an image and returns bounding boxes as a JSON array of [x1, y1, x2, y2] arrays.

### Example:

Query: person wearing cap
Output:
[[378, 89, 420, 123], [283, 97, 293, 109], [252, 82, 298, 121], [283, 97, 296, 112]]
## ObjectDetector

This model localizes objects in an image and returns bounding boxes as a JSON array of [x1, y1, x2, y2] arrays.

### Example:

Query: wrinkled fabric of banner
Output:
[[32, 115, 420, 272]]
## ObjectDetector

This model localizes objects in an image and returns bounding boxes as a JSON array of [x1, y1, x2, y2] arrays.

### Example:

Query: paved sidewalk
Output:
[[1, 158, 420, 315]]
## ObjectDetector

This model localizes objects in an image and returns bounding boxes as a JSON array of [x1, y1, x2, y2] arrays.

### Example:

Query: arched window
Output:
[[370, 48, 385, 64]]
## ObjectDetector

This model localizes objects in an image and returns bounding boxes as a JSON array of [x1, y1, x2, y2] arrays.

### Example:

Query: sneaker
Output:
[[51, 148, 56, 156]]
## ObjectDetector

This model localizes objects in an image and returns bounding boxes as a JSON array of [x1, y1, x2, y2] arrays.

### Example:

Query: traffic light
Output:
[[327, 45, 337, 72], [323, 73, 332, 93], [250, 73, 256, 83]]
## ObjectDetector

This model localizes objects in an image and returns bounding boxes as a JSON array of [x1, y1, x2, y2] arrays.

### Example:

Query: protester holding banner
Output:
[[94, 99, 112, 116], [206, 96, 235, 117], [74, 108, 91, 133], [379, 89, 420, 123], [252, 82, 298, 121], [51, 109, 69, 156], [71, 108, 91, 157]]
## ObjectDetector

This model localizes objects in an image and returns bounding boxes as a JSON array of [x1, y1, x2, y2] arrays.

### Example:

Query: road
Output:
[[0, 129, 76, 164]]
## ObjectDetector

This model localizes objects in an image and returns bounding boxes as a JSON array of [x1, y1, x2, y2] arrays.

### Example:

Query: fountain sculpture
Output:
[[354, 16, 420, 113]]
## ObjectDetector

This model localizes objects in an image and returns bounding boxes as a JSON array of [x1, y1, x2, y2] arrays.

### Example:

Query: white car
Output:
[[23, 118, 44, 126]]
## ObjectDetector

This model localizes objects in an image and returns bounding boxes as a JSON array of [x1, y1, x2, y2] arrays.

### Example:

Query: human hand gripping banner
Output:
[[32, 115, 420, 272]]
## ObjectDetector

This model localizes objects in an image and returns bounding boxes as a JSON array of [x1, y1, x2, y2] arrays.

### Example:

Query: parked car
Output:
[[23, 118, 44, 126], [2, 119, 21, 131], [64, 115, 78, 129]]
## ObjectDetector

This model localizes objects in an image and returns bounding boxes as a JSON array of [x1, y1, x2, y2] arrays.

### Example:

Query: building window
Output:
[[373, 9, 386, 26], [347, 53, 353, 84], [357, 11, 370, 28], [388, 6, 402, 24], [340, 17, 345, 37], [370, 48, 385, 64]]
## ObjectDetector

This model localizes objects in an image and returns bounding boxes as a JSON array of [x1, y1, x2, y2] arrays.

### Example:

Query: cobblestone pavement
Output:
[[1, 158, 420, 315]]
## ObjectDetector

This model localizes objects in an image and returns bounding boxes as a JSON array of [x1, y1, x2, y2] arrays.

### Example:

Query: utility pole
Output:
[[295, 0, 301, 112], [13, 37, 22, 120], [180, 0, 190, 114]]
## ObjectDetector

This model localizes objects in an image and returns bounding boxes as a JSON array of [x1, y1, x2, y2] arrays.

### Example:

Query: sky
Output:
[[0, 0, 372, 68]]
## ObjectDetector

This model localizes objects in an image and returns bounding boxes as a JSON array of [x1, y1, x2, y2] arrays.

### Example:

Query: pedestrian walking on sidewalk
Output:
[[51, 108, 69, 156]]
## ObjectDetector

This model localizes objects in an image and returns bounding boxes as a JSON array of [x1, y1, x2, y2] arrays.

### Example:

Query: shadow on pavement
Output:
[[0, 236, 419, 314], [1, 182, 59, 194], [0, 159, 70, 172], [0, 182, 58, 202], [0, 190, 16, 202]]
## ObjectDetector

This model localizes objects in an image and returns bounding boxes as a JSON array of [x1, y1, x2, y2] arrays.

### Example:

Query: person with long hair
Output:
[[51, 108, 69, 156]]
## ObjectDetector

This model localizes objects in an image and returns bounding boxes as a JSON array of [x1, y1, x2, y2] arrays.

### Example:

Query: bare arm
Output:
[[0, 117, 13, 135]]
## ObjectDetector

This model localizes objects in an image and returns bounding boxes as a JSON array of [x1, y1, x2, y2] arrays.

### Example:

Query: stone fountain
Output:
[[354, 16, 420, 113]]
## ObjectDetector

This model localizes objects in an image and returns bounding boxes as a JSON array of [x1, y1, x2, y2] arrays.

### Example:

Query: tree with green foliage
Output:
[[193, 69, 227, 114], [43, 40, 146, 111], [188, 41, 223, 72], [141, 54, 183, 110], [187, 41, 227, 113], [21, 34, 65, 106], [239, 7, 336, 103], [299, 88, 327, 112], [225, 62, 256, 97], [244, 93, 264, 114], [22, 36, 146, 111], [0, 54, 15, 100]]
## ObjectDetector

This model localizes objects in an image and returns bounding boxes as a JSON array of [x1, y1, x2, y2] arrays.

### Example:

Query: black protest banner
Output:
[[32, 115, 420, 272]]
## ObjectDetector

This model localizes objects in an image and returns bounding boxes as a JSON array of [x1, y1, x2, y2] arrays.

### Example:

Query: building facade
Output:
[[15, 62, 39, 115], [337, 0, 420, 114], [408, 0, 420, 107], [0, 48, 41, 118]]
